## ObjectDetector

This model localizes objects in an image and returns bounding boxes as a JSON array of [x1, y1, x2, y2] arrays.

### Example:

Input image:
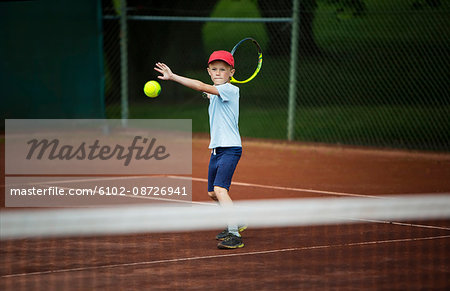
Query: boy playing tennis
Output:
[[155, 50, 246, 249]]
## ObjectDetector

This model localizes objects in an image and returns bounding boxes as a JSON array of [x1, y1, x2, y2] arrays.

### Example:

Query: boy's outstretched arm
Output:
[[154, 62, 219, 96]]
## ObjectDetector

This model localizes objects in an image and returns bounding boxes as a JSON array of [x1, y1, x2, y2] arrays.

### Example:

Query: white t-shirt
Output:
[[208, 83, 241, 149]]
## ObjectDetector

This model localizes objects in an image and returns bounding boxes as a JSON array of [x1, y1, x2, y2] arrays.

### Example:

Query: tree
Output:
[[259, 0, 367, 57]]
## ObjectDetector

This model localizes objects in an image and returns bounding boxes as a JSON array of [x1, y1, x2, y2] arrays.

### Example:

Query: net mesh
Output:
[[1, 190, 450, 290]]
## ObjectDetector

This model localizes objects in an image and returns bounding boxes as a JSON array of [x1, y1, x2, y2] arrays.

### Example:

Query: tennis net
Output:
[[1, 194, 450, 290]]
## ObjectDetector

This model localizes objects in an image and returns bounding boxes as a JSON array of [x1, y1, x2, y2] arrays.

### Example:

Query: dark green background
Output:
[[0, 0, 105, 120]]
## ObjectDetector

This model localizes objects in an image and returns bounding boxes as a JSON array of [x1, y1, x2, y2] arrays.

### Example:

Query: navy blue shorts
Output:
[[208, 147, 242, 192]]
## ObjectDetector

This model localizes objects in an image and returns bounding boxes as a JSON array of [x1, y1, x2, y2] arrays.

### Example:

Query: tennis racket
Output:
[[203, 37, 262, 99], [230, 37, 263, 84]]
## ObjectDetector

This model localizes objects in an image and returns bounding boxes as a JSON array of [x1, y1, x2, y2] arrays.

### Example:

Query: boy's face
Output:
[[207, 60, 235, 85]]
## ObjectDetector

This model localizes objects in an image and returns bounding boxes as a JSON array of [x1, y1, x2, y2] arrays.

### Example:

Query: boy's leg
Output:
[[214, 186, 233, 206], [207, 149, 218, 201], [208, 191, 218, 201], [208, 147, 244, 248], [214, 186, 239, 236], [215, 186, 244, 249], [210, 189, 235, 241]]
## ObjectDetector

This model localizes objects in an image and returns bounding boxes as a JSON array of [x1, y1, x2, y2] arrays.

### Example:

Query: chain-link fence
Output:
[[102, 0, 450, 151]]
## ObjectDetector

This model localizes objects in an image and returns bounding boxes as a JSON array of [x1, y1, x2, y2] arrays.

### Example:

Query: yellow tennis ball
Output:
[[143, 80, 161, 98]]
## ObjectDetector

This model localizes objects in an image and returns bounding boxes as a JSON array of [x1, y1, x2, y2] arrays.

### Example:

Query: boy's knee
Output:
[[213, 186, 229, 198]]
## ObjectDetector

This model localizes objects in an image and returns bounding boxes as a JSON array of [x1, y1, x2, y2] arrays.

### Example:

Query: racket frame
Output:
[[230, 37, 263, 84]]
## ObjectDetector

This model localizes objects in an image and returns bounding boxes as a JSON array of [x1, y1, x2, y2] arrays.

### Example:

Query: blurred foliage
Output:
[[320, 0, 366, 18], [202, 0, 269, 53], [102, 0, 450, 150]]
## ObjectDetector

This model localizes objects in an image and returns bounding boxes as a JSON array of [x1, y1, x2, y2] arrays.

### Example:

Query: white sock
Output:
[[228, 225, 240, 237]]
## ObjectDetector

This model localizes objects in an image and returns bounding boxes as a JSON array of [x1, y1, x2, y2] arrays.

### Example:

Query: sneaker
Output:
[[215, 225, 248, 241], [217, 233, 244, 249]]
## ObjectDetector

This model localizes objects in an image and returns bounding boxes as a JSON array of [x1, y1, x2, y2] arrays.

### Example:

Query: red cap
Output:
[[208, 50, 234, 67]]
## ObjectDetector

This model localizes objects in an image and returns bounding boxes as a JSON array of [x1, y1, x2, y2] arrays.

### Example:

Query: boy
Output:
[[154, 50, 245, 249]]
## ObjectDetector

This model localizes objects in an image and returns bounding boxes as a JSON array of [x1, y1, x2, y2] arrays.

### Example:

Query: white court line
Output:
[[4, 176, 214, 206], [2, 234, 449, 279], [344, 218, 450, 231], [52, 185, 215, 206], [118, 194, 215, 206], [5, 175, 384, 198], [4, 174, 431, 199], [167, 176, 450, 231], [167, 175, 389, 199]]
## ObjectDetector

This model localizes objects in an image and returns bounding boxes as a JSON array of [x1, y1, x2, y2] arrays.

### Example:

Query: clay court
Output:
[[1, 136, 450, 290]]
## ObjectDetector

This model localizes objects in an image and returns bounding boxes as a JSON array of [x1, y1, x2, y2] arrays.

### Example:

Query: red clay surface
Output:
[[1, 136, 450, 290]]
